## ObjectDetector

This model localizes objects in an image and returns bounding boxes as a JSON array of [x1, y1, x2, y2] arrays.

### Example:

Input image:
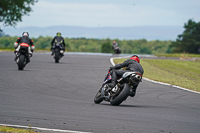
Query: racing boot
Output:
[[107, 70, 117, 89], [14, 51, 19, 61], [27, 57, 30, 63], [51, 48, 55, 56], [129, 85, 138, 97], [27, 53, 32, 63]]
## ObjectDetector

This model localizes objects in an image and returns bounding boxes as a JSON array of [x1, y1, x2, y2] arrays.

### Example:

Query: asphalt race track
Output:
[[0, 52, 200, 133]]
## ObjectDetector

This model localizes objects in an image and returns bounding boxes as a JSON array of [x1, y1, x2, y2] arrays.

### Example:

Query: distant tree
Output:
[[0, 0, 38, 31], [0, 30, 10, 37], [170, 19, 200, 54], [101, 42, 112, 53], [0, 31, 5, 37]]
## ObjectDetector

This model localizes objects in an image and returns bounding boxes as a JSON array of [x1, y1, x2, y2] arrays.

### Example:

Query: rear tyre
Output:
[[18, 55, 25, 70], [55, 51, 59, 63], [110, 84, 130, 106], [94, 90, 103, 104]]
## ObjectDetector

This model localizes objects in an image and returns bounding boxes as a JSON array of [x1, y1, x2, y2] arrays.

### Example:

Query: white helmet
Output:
[[22, 32, 29, 37]]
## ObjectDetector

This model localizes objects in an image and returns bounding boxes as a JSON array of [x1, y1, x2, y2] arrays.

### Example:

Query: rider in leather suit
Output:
[[14, 32, 35, 62], [108, 55, 144, 97], [51, 32, 66, 56]]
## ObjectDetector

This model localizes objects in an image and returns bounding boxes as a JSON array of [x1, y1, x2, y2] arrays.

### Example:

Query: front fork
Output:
[[101, 86, 110, 100], [100, 84, 120, 101]]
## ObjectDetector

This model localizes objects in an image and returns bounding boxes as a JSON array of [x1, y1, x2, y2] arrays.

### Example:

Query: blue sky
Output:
[[2, 0, 200, 28]]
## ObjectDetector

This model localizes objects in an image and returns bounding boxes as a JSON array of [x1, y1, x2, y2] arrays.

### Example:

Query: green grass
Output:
[[0, 125, 37, 133], [155, 53, 200, 58], [0, 48, 50, 52], [0, 48, 13, 52], [114, 58, 200, 92]]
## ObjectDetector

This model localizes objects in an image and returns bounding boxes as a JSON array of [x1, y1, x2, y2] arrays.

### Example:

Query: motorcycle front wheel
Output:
[[94, 89, 103, 104]]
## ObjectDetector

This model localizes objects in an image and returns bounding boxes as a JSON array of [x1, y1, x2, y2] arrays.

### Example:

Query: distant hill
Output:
[[2, 25, 184, 41]]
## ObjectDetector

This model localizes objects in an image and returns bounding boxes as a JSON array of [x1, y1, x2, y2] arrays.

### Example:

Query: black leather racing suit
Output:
[[51, 36, 66, 55], [14, 36, 34, 62], [16, 36, 34, 47], [111, 59, 144, 75], [109, 59, 144, 97], [51, 36, 66, 47]]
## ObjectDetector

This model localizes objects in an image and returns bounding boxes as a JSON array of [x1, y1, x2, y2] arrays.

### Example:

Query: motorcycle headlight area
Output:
[[60, 50, 64, 53]]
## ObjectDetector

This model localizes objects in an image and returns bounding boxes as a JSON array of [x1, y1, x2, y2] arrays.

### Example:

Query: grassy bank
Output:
[[114, 58, 200, 92], [155, 53, 200, 58], [0, 125, 37, 133], [0, 48, 50, 53]]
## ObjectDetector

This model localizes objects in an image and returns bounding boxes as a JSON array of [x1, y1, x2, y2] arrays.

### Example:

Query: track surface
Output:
[[0, 52, 200, 133]]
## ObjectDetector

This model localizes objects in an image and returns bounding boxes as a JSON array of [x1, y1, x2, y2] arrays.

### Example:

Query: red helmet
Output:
[[130, 55, 140, 63], [113, 41, 116, 43]]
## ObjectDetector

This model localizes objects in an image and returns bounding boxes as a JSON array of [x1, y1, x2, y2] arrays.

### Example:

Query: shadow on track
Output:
[[98, 103, 160, 108]]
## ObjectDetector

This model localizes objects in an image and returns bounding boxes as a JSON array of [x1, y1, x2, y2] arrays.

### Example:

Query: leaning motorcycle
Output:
[[15, 46, 30, 70], [114, 47, 121, 54], [94, 70, 142, 106], [113, 45, 121, 54], [53, 42, 64, 63]]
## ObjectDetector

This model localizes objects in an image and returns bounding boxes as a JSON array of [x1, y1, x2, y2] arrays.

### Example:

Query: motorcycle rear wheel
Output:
[[55, 51, 60, 63], [18, 55, 25, 70], [110, 84, 130, 106], [94, 90, 103, 104]]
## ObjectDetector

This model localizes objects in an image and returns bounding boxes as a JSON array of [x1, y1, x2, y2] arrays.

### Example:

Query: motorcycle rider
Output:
[[112, 41, 118, 49], [14, 32, 35, 62], [107, 55, 144, 97], [112, 41, 121, 54], [51, 32, 66, 56]]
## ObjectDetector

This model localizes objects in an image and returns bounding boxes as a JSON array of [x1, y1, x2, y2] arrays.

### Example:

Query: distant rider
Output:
[[112, 41, 121, 54], [107, 55, 144, 97], [112, 41, 118, 49], [51, 32, 66, 56], [14, 32, 35, 62]]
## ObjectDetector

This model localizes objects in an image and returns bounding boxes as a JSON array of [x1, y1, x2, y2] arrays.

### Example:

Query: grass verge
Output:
[[0, 125, 37, 133], [0, 48, 50, 53], [114, 58, 200, 92], [155, 53, 200, 58]]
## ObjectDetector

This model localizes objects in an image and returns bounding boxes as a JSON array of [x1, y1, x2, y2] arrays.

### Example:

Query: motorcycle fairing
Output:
[[102, 72, 112, 86]]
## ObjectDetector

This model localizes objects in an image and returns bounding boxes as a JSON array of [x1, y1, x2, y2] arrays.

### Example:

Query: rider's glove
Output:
[[31, 46, 35, 53], [109, 67, 114, 71], [14, 42, 18, 49]]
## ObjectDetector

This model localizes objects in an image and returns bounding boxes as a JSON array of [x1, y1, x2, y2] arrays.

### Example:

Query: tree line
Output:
[[0, 36, 172, 54], [1, 0, 200, 54], [1, 19, 200, 54]]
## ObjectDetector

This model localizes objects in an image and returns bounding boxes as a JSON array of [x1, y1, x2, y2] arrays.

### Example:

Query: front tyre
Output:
[[94, 90, 103, 104], [110, 84, 130, 106], [18, 55, 25, 70]]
